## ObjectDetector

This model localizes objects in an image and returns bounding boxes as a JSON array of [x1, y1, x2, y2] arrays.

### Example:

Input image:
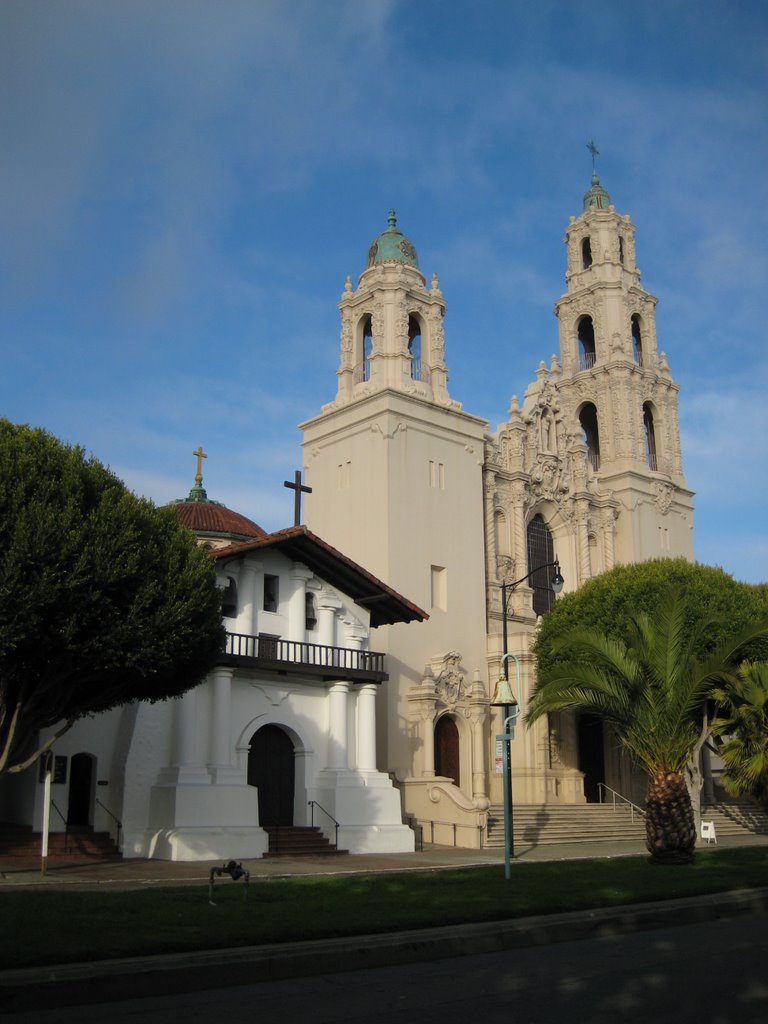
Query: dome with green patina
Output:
[[583, 172, 612, 212], [366, 210, 419, 269]]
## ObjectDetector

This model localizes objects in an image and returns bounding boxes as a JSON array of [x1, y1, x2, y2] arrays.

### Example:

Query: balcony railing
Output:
[[579, 351, 597, 371], [221, 631, 387, 682]]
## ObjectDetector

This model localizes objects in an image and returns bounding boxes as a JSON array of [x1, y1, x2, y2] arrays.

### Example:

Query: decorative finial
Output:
[[193, 446, 207, 486], [387, 209, 397, 231], [344, 275, 353, 292]]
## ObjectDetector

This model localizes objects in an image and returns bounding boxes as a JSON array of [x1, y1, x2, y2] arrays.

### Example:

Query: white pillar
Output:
[[327, 681, 349, 770], [357, 684, 378, 772], [209, 666, 234, 782]]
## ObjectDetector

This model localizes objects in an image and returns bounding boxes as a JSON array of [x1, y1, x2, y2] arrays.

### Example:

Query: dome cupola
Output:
[[366, 209, 419, 269]]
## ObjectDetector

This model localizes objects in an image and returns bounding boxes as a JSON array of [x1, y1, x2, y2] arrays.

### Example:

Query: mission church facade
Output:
[[0, 171, 694, 858]]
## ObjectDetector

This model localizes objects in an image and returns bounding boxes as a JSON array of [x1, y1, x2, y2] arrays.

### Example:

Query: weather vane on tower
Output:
[[587, 140, 600, 175]]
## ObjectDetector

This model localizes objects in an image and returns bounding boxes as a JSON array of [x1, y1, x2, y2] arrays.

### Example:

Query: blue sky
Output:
[[2, 0, 766, 583]]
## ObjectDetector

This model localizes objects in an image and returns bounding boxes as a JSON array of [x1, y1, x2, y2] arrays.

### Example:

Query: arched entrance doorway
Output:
[[577, 713, 605, 803], [434, 716, 460, 787], [67, 752, 94, 825], [248, 725, 295, 826]]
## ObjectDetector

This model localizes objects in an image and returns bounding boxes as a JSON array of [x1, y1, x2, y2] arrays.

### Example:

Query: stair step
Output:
[[263, 826, 348, 857], [0, 823, 121, 862]]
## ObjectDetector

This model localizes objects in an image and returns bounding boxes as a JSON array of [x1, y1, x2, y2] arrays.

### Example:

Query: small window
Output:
[[618, 237, 624, 264], [581, 237, 593, 270], [264, 574, 279, 613], [305, 593, 317, 630], [431, 565, 447, 611]]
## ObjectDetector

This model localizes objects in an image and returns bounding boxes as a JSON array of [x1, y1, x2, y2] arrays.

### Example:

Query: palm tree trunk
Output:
[[645, 770, 696, 864]]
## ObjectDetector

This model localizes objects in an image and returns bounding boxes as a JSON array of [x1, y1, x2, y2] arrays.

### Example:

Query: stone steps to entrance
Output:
[[485, 796, 768, 848], [0, 822, 121, 862], [701, 797, 768, 837], [485, 804, 646, 848], [263, 825, 348, 857]]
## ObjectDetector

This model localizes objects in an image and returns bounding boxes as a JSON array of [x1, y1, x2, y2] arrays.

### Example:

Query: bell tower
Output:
[[553, 168, 694, 566], [301, 212, 491, 809]]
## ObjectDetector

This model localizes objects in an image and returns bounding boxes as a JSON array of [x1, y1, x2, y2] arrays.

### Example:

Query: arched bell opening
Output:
[[578, 402, 601, 472], [577, 316, 596, 370]]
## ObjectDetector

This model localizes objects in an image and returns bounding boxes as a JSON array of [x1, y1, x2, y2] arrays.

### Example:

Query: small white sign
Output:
[[494, 739, 504, 775]]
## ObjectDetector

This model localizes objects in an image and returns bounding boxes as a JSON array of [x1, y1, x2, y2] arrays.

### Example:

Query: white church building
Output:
[[0, 170, 695, 859]]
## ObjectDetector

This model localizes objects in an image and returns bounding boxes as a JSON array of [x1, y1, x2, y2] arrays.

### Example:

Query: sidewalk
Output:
[[2, 832, 768, 891]]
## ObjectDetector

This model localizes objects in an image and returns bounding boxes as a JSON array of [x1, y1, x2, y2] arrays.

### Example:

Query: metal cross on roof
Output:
[[284, 469, 313, 527], [193, 446, 207, 485], [587, 139, 600, 173]]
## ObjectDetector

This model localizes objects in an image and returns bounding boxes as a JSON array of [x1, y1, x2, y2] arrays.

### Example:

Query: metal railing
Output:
[[353, 360, 370, 384], [597, 783, 645, 822], [409, 818, 486, 849], [579, 351, 597, 371], [224, 632, 385, 676], [96, 798, 123, 851], [50, 799, 69, 852], [308, 800, 340, 850]]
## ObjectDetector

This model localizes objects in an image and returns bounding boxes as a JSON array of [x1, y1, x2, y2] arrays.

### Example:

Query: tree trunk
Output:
[[644, 770, 697, 864]]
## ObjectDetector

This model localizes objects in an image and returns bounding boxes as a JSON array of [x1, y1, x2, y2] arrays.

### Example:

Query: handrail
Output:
[[49, 800, 69, 852], [224, 632, 385, 677], [96, 797, 123, 850], [308, 800, 340, 850], [410, 818, 486, 849], [598, 783, 645, 821]]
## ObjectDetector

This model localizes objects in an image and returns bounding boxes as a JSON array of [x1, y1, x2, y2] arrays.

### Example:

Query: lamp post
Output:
[[491, 559, 564, 879]]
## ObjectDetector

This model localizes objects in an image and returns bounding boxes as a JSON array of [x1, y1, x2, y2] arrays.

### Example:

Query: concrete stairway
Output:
[[484, 803, 645, 848], [263, 825, 348, 857], [700, 796, 768, 837], [0, 823, 121, 863]]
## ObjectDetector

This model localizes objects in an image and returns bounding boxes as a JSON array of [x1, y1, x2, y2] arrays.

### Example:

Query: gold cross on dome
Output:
[[193, 446, 207, 485]]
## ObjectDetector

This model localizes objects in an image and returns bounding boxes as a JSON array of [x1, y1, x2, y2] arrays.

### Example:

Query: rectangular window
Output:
[[431, 565, 447, 611], [263, 574, 279, 612]]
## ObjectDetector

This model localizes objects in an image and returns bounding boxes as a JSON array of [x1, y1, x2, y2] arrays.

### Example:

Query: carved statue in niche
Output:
[[433, 651, 465, 708], [653, 481, 674, 515], [540, 408, 555, 453], [340, 320, 353, 357], [530, 455, 568, 504]]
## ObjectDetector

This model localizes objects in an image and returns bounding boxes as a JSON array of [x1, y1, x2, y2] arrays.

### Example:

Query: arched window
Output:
[[631, 315, 643, 367], [526, 514, 556, 616], [579, 402, 601, 471], [619, 237, 625, 264], [581, 237, 593, 270], [362, 316, 372, 381], [434, 716, 460, 786], [643, 402, 658, 471], [408, 316, 422, 380], [577, 316, 596, 370]]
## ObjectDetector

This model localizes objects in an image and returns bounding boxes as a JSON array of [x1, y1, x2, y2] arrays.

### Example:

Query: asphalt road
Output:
[[5, 912, 767, 1024]]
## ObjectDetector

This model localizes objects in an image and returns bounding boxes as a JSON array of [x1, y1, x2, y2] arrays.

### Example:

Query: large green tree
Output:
[[534, 558, 768, 677], [527, 589, 768, 864], [0, 420, 225, 775]]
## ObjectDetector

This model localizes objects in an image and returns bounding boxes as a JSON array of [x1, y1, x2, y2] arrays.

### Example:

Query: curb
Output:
[[2, 887, 768, 1011]]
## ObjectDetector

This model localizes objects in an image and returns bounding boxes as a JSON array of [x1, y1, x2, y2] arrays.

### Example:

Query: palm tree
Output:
[[711, 661, 768, 808], [526, 590, 768, 864]]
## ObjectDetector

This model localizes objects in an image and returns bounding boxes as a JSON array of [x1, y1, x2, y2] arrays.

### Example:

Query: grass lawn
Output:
[[2, 847, 767, 971]]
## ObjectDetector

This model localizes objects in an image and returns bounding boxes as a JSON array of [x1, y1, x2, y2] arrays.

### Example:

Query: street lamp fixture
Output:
[[490, 559, 564, 879]]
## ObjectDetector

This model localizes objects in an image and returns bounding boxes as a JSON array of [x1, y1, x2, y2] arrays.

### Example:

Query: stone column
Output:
[[356, 684, 378, 772], [208, 666, 235, 782], [327, 681, 349, 770]]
